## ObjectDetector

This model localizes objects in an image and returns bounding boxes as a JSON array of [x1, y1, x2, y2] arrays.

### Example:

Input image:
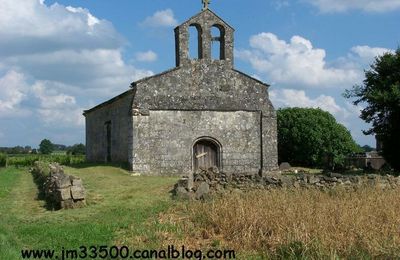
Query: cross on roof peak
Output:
[[202, 0, 210, 11]]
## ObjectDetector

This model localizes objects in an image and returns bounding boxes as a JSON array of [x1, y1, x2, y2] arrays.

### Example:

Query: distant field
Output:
[[1, 166, 400, 259], [1, 154, 85, 167]]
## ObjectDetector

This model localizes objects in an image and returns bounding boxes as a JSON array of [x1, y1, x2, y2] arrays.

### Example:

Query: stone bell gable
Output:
[[84, 7, 278, 176], [174, 9, 234, 67]]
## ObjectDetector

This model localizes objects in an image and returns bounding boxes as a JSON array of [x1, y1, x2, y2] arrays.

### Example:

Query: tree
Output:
[[67, 144, 86, 155], [361, 145, 374, 153], [277, 108, 360, 169], [344, 49, 400, 171], [39, 139, 54, 154]]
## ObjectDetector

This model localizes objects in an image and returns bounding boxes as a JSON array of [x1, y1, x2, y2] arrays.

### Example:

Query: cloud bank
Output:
[[237, 32, 392, 89], [140, 9, 178, 28], [0, 0, 153, 145]]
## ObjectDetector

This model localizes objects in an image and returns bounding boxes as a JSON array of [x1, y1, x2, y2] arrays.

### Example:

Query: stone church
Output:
[[84, 4, 278, 175]]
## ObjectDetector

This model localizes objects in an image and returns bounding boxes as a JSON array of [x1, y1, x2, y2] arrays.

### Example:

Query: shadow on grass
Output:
[[340, 168, 399, 177], [29, 171, 57, 210], [68, 162, 131, 171]]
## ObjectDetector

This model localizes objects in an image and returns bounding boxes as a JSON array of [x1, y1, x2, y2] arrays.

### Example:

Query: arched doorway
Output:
[[193, 137, 221, 171]]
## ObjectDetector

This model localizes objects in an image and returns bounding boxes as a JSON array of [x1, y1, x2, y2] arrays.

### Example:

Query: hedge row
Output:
[[0, 153, 6, 167], [0, 154, 85, 167]]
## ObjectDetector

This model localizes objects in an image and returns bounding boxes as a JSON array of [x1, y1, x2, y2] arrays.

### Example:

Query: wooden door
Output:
[[194, 140, 218, 171]]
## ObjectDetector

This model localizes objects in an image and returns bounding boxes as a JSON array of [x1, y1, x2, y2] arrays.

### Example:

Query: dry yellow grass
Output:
[[160, 187, 400, 258]]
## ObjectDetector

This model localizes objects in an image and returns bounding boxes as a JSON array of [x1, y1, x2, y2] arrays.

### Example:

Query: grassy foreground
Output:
[[0, 166, 177, 259], [1, 166, 400, 259]]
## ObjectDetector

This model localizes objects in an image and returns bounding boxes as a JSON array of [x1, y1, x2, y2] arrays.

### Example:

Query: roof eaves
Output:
[[233, 69, 270, 88], [83, 89, 133, 116], [130, 67, 180, 88]]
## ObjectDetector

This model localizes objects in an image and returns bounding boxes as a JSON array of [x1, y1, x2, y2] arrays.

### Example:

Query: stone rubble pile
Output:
[[31, 162, 86, 209], [173, 167, 400, 200]]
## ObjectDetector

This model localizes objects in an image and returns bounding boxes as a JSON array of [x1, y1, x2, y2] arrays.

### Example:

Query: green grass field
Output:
[[1, 166, 400, 259], [0, 166, 178, 259]]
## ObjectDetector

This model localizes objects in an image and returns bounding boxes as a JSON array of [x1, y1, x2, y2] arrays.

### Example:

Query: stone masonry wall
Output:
[[131, 61, 278, 174], [85, 91, 133, 163], [131, 110, 262, 175], [174, 168, 400, 200]]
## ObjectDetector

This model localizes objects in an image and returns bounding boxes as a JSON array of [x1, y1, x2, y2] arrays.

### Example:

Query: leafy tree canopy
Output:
[[277, 107, 361, 169], [67, 143, 86, 155], [39, 139, 54, 155], [0, 146, 32, 154], [361, 145, 375, 153], [344, 48, 400, 171]]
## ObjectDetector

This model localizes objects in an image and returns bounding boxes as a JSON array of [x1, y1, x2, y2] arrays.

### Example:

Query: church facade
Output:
[[84, 7, 278, 175]]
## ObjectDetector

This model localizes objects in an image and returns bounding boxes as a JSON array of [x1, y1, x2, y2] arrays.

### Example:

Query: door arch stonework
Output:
[[192, 137, 222, 172]]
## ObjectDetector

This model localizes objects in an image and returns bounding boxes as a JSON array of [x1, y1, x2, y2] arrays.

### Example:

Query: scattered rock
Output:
[[308, 175, 320, 184], [71, 185, 85, 200], [56, 188, 72, 201], [279, 162, 291, 171], [175, 186, 191, 200], [329, 172, 344, 178], [172, 167, 400, 200], [195, 182, 210, 200]]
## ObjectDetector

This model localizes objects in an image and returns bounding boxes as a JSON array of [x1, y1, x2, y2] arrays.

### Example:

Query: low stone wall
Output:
[[173, 167, 400, 200], [31, 162, 86, 209]]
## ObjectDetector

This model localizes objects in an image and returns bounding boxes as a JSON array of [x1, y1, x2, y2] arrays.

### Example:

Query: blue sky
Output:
[[0, 0, 399, 148]]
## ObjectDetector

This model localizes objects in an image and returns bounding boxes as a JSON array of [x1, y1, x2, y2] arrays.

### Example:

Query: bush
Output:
[[0, 153, 7, 167], [67, 144, 85, 155], [277, 108, 361, 169], [5, 154, 85, 168], [6, 155, 39, 167]]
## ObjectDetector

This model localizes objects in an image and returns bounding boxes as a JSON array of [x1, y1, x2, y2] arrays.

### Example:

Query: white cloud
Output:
[[304, 0, 400, 13], [65, 6, 100, 27], [0, 0, 154, 145], [0, 70, 85, 127], [237, 33, 361, 88], [4, 49, 153, 98], [350, 45, 393, 64], [237, 33, 394, 89], [273, 0, 290, 10], [270, 89, 345, 117], [135, 50, 158, 63], [140, 9, 178, 28], [0, 70, 30, 117], [32, 82, 76, 109], [0, 0, 123, 57], [0, 0, 153, 97], [38, 107, 85, 127]]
